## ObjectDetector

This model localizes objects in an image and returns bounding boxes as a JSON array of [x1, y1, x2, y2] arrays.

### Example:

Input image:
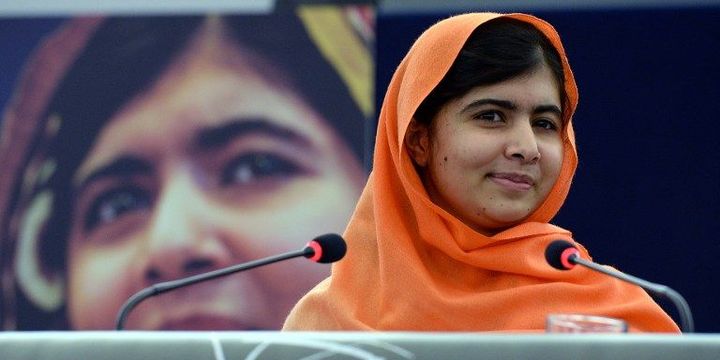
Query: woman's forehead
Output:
[[71, 49, 338, 186]]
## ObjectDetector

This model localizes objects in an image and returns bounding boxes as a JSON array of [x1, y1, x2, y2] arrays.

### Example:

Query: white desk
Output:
[[1, 331, 718, 359]]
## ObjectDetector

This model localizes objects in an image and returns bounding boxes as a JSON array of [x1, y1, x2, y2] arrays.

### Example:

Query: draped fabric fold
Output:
[[283, 12, 679, 332]]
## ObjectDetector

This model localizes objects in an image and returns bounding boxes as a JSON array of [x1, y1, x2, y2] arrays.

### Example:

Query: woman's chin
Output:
[[468, 208, 534, 233]]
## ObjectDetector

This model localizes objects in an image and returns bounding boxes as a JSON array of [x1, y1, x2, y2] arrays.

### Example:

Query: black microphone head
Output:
[[305, 233, 347, 263], [545, 240, 579, 270]]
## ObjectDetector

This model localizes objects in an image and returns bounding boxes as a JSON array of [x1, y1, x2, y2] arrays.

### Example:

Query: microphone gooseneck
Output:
[[545, 240, 694, 333], [115, 233, 347, 330]]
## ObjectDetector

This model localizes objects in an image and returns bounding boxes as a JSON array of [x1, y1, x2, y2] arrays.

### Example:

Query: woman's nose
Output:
[[504, 121, 541, 163], [139, 171, 231, 284], [142, 234, 230, 284]]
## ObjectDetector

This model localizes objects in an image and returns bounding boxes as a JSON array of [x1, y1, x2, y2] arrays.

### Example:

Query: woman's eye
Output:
[[84, 187, 151, 231], [222, 152, 303, 186], [474, 111, 504, 123], [534, 118, 559, 131]]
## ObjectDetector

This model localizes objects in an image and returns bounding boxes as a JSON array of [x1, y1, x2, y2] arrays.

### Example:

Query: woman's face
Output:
[[407, 64, 563, 234], [66, 27, 365, 330]]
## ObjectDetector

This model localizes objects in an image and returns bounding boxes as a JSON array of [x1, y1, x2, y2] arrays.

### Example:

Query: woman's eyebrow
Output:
[[460, 98, 516, 114], [74, 156, 153, 195], [534, 104, 562, 117], [193, 117, 311, 152], [460, 99, 562, 117]]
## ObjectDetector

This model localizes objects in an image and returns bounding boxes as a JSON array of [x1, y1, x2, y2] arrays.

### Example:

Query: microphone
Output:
[[115, 233, 346, 330], [545, 240, 694, 333]]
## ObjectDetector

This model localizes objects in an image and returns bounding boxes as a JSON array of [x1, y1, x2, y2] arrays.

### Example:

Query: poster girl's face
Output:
[[66, 23, 365, 330]]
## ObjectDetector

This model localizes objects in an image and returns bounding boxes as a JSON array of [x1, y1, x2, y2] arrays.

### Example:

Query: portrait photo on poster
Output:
[[0, 3, 375, 331]]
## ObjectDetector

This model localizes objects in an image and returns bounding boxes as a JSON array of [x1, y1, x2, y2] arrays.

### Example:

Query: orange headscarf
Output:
[[283, 12, 679, 332]]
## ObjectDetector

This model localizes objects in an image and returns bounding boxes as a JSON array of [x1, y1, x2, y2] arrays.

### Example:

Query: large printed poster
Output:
[[0, 3, 374, 330]]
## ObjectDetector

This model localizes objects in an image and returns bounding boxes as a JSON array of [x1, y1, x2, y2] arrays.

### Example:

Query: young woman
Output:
[[0, 8, 371, 330], [283, 12, 679, 332]]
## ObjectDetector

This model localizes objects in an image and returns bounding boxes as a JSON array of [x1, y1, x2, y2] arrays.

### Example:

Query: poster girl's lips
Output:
[[487, 172, 535, 191], [159, 314, 261, 331]]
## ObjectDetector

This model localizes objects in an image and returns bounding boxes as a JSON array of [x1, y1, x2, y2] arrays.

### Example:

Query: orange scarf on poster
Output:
[[283, 12, 679, 332]]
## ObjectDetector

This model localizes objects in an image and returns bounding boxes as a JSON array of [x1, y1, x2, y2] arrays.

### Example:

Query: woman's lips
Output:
[[487, 172, 534, 191], [130, 282, 271, 330]]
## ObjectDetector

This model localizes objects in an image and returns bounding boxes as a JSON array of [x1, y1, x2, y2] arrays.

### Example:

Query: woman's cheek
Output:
[[67, 248, 134, 329], [541, 141, 564, 182]]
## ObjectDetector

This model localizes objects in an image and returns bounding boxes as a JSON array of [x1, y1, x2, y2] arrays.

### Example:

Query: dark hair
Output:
[[414, 18, 565, 125]]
